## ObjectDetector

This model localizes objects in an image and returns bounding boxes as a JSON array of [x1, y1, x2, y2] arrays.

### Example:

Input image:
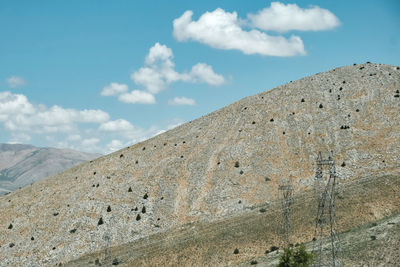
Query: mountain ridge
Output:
[[0, 143, 100, 194]]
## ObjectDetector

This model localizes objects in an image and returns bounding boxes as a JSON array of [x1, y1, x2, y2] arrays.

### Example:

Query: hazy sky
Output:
[[1, 0, 399, 154]]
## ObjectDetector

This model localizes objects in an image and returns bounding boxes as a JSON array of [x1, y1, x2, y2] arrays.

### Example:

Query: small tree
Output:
[[277, 244, 314, 267]]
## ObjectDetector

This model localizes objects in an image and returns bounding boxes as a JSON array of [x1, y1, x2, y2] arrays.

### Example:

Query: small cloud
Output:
[[118, 90, 156, 104], [99, 119, 135, 132], [101, 83, 128, 96], [6, 76, 26, 88], [247, 2, 340, 33], [106, 139, 125, 153], [81, 138, 100, 147], [190, 63, 225, 85], [168, 97, 196, 106], [173, 9, 305, 56], [67, 134, 81, 141], [8, 133, 31, 144], [130, 43, 226, 95]]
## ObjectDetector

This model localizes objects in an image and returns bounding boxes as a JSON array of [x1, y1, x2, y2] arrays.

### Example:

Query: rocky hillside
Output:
[[0, 63, 399, 266], [0, 144, 100, 195]]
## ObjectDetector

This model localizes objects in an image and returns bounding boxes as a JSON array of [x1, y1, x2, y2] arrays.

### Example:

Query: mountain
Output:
[[0, 63, 399, 266], [0, 144, 100, 195]]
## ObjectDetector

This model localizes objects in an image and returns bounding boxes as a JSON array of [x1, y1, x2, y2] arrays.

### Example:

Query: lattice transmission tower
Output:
[[279, 177, 293, 246], [312, 151, 341, 267]]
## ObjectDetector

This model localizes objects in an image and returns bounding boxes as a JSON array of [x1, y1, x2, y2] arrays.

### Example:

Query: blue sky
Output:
[[0, 0, 399, 154]]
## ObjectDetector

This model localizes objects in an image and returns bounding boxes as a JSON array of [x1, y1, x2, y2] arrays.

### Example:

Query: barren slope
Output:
[[0, 63, 399, 266]]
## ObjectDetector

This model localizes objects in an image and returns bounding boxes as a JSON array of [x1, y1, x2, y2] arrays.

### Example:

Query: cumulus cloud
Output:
[[101, 83, 128, 96], [81, 138, 100, 147], [247, 2, 340, 32], [131, 42, 225, 94], [99, 119, 135, 132], [102, 43, 225, 105], [173, 9, 305, 57], [6, 76, 26, 88], [0, 91, 186, 154], [118, 90, 156, 104], [189, 63, 225, 85], [0, 91, 109, 133], [168, 97, 196, 106], [106, 139, 125, 153]]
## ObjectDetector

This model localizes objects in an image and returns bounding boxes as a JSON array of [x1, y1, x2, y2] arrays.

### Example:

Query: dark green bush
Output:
[[277, 244, 314, 267]]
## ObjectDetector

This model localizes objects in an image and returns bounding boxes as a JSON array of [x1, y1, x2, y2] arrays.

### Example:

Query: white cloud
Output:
[[99, 119, 135, 132], [0, 91, 187, 155], [168, 97, 196, 106], [9, 133, 31, 144], [145, 42, 174, 65], [118, 90, 156, 104], [82, 138, 100, 147], [67, 134, 81, 141], [247, 2, 340, 33], [102, 43, 225, 105], [173, 9, 305, 56], [101, 83, 128, 96], [0, 91, 109, 133], [6, 76, 26, 88], [189, 63, 225, 85], [130, 42, 225, 94], [106, 139, 124, 153]]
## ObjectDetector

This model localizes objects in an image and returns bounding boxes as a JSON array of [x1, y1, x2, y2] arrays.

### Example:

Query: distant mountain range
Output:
[[0, 143, 100, 195]]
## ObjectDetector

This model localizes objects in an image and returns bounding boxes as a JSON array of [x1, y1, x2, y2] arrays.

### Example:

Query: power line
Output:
[[313, 151, 342, 267]]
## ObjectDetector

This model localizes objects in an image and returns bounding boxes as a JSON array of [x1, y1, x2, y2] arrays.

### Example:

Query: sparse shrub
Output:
[[234, 161, 240, 168], [270, 246, 279, 252], [277, 244, 314, 267], [70, 229, 77, 233], [259, 208, 267, 213], [112, 258, 120, 265], [250, 260, 258, 265], [143, 193, 148, 199], [265, 177, 271, 182], [370, 235, 376, 240], [31, 237, 35, 240], [234, 248, 239, 254]]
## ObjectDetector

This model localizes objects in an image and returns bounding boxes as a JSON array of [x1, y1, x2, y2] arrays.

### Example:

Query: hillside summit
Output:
[[0, 63, 399, 266]]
